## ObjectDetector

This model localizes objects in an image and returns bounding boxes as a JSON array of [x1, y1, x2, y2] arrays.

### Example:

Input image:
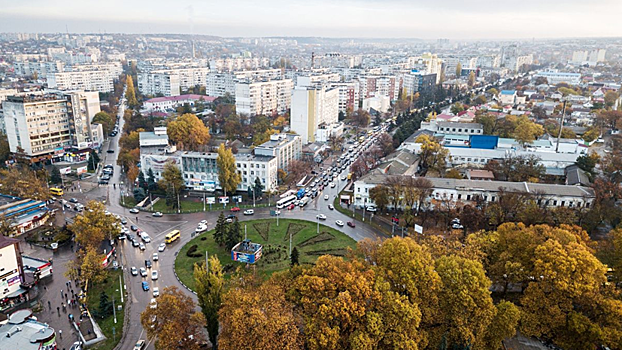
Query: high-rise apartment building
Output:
[[137, 71, 181, 97], [290, 85, 339, 143], [235, 79, 293, 116], [2, 92, 103, 159], [47, 70, 115, 92]]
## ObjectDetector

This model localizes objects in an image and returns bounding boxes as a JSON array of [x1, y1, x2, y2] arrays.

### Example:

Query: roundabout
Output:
[[174, 218, 357, 291]]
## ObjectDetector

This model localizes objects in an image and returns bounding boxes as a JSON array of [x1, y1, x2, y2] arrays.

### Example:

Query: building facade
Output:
[[137, 71, 181, 97], [47, 70, 115, 92], [235, 79, 293, 116], [254, 133, 302, 171], [290, 85, 339, 143]]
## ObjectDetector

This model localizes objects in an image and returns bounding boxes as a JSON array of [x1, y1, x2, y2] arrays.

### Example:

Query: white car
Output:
[[141, 233, 151, 243], [340, 175, 346, 181], [243, 209, 254, 215], [330, 182, 336, 188], [335, 220, 344, 227], [139, 243, 146, 251], [316, 214, 327, 220], [150, 298, 157, 309], [328, 204, 334, 210], [158, 243, 166, 252], [139, 267, 147, 277], [152, 212, 163, 217], [129, 208, 139, 214], [151, 270, 158, 280], [152, 253, 158, 261], [365, 206, 377, 212], [131, 267, 138, 276], [324, 195, 329, 200], [199, 220, 208, 226], [195, 224, 207, 233], [152, 287, 160, 297]]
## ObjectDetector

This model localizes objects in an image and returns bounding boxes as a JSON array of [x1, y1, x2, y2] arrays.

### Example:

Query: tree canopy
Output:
[[167, 113, 211, 151]]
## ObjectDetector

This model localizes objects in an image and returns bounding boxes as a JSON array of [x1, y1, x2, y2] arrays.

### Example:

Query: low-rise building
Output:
[[0, 235, 26, 306], [143, 94, 216, 112], [499, 90, 517, 105], [0, 309, 57, 350], [0, 194, 50, 236], [254, 133, 302, 171]]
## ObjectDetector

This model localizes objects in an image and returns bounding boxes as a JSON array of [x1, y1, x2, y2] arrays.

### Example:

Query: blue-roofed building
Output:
[[499, 90, 517, 105], [0, 194, 50, 236], [470, 135, 499, 149]]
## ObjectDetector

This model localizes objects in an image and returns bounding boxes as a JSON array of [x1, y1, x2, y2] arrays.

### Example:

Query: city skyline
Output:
[[1, 0, 621, 39]]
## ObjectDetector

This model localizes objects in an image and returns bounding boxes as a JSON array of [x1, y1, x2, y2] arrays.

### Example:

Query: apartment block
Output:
[[235, 79, 293, 116], [254, 133, 302, 171], [290, 85, 339, 143], [357, 75, 399, 102], [47, 70, 114, 92], [14, 61, 65, 78], [402, 71, 437, 96], [2, 92, 103, 159], [206, 69, 283, 98], [330, 82, 359, 112], [137, 71, 181, 97]]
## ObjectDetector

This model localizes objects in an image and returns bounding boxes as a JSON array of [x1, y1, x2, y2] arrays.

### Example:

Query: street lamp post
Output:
[[317, 215, 319, 234]]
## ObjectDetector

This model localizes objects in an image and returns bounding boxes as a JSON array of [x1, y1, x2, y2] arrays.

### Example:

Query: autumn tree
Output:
[[219, 274, 302, 350], [286, 159, 308, 184], [0, 167, 50, 201], [415, 134, 449, 174], [468, 71, 476, 87], [376, 132, 394, 156], [604, 91, 620, 110], [69, 201, 120, 249], [126, 75, 139, 109], [513, 116, 544, 146], [81, 247, 107, 285], [351, 109, 370, 129], [450, 102, 464, 115], [92, 111, 114, 135], [167, 113, 211, 151], [140, 286, 207, 350], [455, 62, 462, 77], [194, 256, 224, 349], [369, 185, 390, 212], [158, 162, 184, 209], [216, 144, 241, 197]]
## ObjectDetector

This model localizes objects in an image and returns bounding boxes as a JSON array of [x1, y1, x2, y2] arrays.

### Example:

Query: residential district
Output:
[[0, 33, 621, 350]]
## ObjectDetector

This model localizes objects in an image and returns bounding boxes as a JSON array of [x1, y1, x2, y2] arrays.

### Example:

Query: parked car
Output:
[[199, 220, 208, 225], [324, 195, 330, 200], [130, 225, 138, 231], [316, 214, 327, 220], [141, 233, 151, 243], [288, 203, 296, 210], [132, 240, 140, 248], [243, 209, 254, 215], [141, 281, 149, 291], [70, 198, 78, 203], [121, 218, 127, 225], [196, 224, 207, 233], [330, 182, 336, 188], [230, 207, 241, 212], [335, 220, 344, 227], [152, 212, 163, 217], [365, 206, 377, 212], [150, 298, 157, 309], [158, 243, 166, 252], [347, 221, 356, 228], [226, 214, 236, 223], [452, 223, 464, 229], [131, 267, 138, 276]]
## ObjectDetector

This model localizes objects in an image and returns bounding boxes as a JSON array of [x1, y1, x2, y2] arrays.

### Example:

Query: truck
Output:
[[297, 188, 306, 199], [347, 172, 353, 180], [299, 197, 310, 207]]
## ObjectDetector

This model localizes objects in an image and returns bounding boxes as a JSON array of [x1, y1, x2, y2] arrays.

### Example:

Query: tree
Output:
[[253, 176, 263, 198], [287, 159, 308, 184], [81, 247, 108, 285], [88, 150, 100, 171], [513, 116, 543, 146], [138, 171, 147, 190], [468, 71, 476, 88], [216, 144, 241, 197], [214, 212, 226, 246], [225, 217, 242, 250], [92, 111, 114, 135], [575, 153, 599, 174], [290, 247, 299, 266], [127, 164, 139, 187], [444, 168, 462, 179], [604, 91, 619, 110], [219, 274, 302, 350], [369, 185, 390, 212], [158, 162, 184, 209], [486, 154, 545, 182], [68, 201, 120, 249], [50, 166, 62, 184], [583, 127, 600, 143], [97, 291, 113, 318], [475, 113, 498, 135], [147, 168, 157, 191], [474, 95, 487, 105], [415, 134, 449, 174], [0, 133, 9, 165], [140, 286, 207, 350], [450, 102, 464, 115], [133, 187, 146, 203], [351, 109, 370, 129], [376, 132, 394, 156], [487, 88, 499, 97], [194, 256, 224, 349], [126, 75, 139, 109], [0, 167, 50, 201], [167, 113, 211, 151], [455, 62, 462, 77]]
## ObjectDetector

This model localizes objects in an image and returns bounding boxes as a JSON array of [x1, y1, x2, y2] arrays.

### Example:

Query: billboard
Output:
[[76, 166, 87, 175], [60, 167, 72, 175], [231, 248, 262, 264], [206, 197, 216, 204], [218, 196, 229, 204]]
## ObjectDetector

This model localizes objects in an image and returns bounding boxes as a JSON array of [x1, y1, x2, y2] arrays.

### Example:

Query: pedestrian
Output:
[[59, 329, 62, 339], [68, 280, 71, 288], [57, 306, 60, 315], [47, 300, 51, 309], [60, 289, 63, 297]]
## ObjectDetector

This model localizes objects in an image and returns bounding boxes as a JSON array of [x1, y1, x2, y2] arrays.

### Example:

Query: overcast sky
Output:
[[0, 0, 620, 39]]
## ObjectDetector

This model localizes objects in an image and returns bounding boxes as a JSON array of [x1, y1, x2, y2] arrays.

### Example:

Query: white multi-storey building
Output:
[[69, 62, 123, 77], [534, 70, 582, 85], [254, 133, 302, 171], [14, 61, 65, 79], [209, 57, 270, 72], [357, 75, 399, 102], [137, 71, 181, 97], [290, 84, 339, 143], [2, 92, 103, 158], [47, 70, 115, 92], [330, 82, 359, 112], [235, 79, 293, 116], [406, 53, 444, 84], [205, 69, 283, 98]]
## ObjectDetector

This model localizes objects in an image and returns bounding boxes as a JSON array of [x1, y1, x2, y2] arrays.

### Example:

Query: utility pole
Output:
[[205, 251, 208, 270], [112, 296, 117, 324], [203, 192, 206, 212], [119, 275, 123, 303]]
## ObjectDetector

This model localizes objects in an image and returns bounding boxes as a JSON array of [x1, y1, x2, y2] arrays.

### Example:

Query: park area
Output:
[[175, 218, 357, 290]]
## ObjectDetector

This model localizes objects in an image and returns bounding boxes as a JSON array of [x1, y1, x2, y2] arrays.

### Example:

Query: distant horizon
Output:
[[1, 0, 621, 40]]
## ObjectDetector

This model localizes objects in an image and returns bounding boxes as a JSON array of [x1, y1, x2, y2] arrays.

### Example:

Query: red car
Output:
[[230, 207, 241, 212], [347, 221, 356, 228], [287, 203, 295, 210]]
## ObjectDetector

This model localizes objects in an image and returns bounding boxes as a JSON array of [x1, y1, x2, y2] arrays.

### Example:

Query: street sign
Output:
[[414, 224, 423, 234], [206, 197, 216, 204]]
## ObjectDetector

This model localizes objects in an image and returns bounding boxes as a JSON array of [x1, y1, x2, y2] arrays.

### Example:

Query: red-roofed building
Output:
[[144, 94, 216, 112]]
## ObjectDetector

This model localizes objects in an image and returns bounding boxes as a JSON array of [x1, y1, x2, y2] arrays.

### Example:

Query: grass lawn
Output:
[[175, 218, 357, 291], [87, 269, 125, 350], [151, 199, 270, 214]]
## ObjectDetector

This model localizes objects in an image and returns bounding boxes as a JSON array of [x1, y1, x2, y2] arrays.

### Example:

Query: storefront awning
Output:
[[5, 287, 27, 298]]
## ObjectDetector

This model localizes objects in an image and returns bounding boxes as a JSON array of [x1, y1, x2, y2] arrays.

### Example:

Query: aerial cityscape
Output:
[[0, 2, 622, 350]]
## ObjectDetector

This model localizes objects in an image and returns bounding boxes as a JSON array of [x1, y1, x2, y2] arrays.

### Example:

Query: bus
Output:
[[50, 188, 64, 196], [276, 195, 297, 209], [165, 230, 181, 244]]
